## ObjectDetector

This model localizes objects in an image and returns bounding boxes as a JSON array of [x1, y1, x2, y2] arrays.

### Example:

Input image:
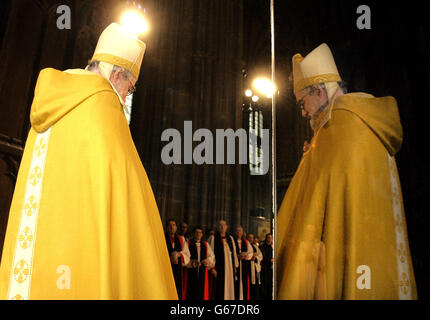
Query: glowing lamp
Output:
[[120, 10, 149, 35], [252, 78, 276, 98]]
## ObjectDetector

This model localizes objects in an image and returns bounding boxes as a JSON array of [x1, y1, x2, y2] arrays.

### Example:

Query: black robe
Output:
[[186, 240, 210, 300], [234, 236, 251, 300], [260, 242, 273, 300], [250, 243, 262, 300], [166, 233, 185, 299], [212, 232, 235, 300]]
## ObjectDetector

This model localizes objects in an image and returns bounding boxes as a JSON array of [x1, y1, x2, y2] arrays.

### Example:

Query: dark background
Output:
[[0, 0, 428, 298], [274, 0, 430, 298]]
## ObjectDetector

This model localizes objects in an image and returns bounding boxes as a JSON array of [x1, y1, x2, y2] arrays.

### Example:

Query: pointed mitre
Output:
[[292, 43, 341, 95], [90, 23, 146, 79], [292, 53, 305, 94]]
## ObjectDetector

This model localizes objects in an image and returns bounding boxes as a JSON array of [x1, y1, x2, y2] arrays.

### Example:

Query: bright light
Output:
[[245, 89, 253, 97], [252, 78, 276, 98], [120, 10, 149, 35], [252, 95, 259, 102]]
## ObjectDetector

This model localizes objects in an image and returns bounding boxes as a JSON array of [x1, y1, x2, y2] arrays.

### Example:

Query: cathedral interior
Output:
[[0, 0, 429, 298]]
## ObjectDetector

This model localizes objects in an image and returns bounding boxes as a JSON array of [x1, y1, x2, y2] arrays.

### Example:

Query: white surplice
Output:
[[250, 244, 263, 285], [208, 235, 238, 300], [170, 235, 191, 266], [186, 240, 215, 270]]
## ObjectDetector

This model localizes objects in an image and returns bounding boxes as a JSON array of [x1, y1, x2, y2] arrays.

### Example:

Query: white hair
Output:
[[86, 60, 134, 80]]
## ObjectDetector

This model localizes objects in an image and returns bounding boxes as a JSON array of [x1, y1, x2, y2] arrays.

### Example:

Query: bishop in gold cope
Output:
[[0, 23, 177, 299], [276, 43, 417, 299]]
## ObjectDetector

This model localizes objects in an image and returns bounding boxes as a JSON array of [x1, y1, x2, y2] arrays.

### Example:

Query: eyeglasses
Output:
[[296, 97, 305, 110], [296, 86, 321, 110], [127, 78, 136, 96]]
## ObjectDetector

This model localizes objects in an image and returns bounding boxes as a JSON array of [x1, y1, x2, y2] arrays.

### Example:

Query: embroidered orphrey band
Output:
[[7, 128, 52, 300], [387, 153, 412, 299]]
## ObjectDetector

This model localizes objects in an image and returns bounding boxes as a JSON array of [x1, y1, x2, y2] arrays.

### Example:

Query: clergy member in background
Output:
[[277, 43, 417, 299], [206, 229, 215, 241], [260, 233, 273, 300], [208, 220, 238, 300], [165, 219, 190, 300], [234, 226, 253, 300], [247, 233, 263, 300], [178, 222, 190, 241], [253, 236, 261, 247], [0, 23, 177, 300], [184, 226, 215, 300]]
